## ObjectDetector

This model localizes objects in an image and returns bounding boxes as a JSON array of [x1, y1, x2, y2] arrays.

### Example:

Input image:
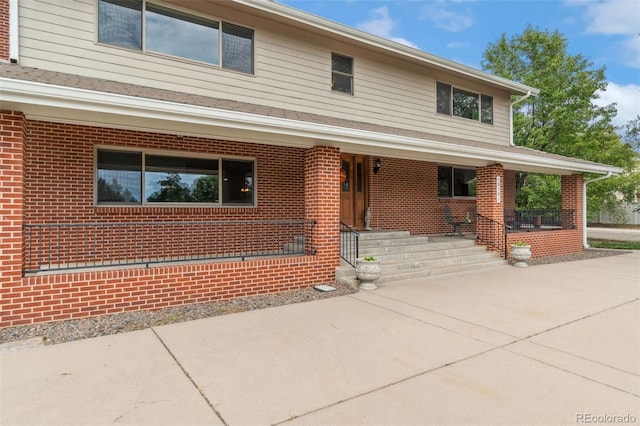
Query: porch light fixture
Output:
[[373, 158, 381, 174]]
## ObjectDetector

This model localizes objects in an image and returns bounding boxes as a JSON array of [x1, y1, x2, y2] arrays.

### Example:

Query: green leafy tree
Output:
[[192, 175, 219, 203], [146, 173, 193, 202], [623, 115, 640, 152], [515, 174, 560, 209], [482, 26, 637, 217], [97, 177, 138, 202]]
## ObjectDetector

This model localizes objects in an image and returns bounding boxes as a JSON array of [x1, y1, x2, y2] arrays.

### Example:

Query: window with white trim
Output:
[[438, 166, 477, 198], [97, 149, 255, 206], [331, 53, 353, 94], [97, 0, 254, 73], [436, 82, 493, 124]]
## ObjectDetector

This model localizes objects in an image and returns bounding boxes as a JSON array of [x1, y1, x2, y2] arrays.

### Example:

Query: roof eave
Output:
[[1, 77, 617, 176]]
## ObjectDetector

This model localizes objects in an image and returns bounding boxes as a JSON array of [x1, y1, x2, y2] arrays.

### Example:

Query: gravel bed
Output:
[[525, 248, 629, 266], [0, 283, 357, 346], [0, 248, 629, 347]]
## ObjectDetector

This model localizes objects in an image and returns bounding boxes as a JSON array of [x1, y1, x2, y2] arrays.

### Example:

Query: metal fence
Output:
[[24, 219, 316, 273], [504, 209, 575, 232]]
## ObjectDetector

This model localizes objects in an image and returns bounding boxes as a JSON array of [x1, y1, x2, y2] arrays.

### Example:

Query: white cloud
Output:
[[419, 0, 473, 33], [447, 41, 470, 48], [623, 35, 640, 68], [594, 82, 640, 128], [583, 0, 639, 35], [574, 0, 640, 68], [356, 6, 418, 48]]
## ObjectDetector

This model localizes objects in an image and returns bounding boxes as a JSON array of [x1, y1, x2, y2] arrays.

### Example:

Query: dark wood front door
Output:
[[340, 154, 368, 229]]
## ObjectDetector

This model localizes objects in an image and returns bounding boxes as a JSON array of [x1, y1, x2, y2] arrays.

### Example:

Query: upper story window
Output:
[[97, 0, 254, 74], [438, 166, 477, 198], [331, 53, 353, 94], [97, 148, 255, 206], [436, 82, 493, 124]]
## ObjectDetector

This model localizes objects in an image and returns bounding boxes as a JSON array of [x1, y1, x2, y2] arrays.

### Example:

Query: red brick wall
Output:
[[367, 157, 474, 234], [562, 174, 584, 234], [504, 169, 516, 210], [476, 164, 504, 221], [0, 111, 25, 285], [0, 0, 9, 61], [6, 257, 326, 325], [507, 230, 582, 259], [24, 120, 305, 223], [1, 117, 340, 327], [304, 146, 340, 266]]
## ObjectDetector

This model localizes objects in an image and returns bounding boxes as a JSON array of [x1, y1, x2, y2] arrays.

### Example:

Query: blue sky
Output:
[[281, 0, 640, 129]]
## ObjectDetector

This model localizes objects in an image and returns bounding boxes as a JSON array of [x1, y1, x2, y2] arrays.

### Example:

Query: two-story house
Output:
[[0, 0, 621, 327]]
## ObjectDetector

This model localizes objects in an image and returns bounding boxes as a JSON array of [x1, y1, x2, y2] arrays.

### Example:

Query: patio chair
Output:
[[443, 205, 467, 236]]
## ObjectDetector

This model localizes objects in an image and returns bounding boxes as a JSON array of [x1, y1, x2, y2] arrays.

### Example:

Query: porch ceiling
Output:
[[0, 68, 621, 177]]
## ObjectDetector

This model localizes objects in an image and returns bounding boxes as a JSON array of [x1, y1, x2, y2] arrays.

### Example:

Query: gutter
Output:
[[509, 91, 532, 146], [583, 172, 613, 249]]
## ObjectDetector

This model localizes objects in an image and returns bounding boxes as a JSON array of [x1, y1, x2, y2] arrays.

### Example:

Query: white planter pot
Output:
[[510, 245, 532, 267], [355, 258, 381, 290]]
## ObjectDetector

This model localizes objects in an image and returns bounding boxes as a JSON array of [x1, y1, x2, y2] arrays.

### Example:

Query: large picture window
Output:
[[97, 0, 254, 73], [436, 82, 493, 124], [145, 3, 219, 65], [438, 166, 476, 198], [97, 149, 255, 206]]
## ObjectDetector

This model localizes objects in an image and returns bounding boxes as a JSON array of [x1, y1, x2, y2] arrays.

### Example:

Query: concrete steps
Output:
[[337, 231, 506, 287]]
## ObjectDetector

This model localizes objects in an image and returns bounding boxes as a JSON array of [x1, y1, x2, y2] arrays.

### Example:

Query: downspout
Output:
[[509, 91, 532, 146], [9, 0, 19, 63], [583, 172, 613, 248]]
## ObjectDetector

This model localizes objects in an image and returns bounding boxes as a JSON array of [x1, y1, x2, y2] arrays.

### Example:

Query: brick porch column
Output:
[[304, 146, 340, 264], [561, 174, 583, 234], [476, 164, 505, 221], [0, 111, 25, 325], [476, 164, 505, 245], [503, 169, 517, 210]]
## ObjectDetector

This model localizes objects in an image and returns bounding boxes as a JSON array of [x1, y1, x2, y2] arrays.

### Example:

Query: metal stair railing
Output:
[[475, 213, 512, 259], [339, 222, 360, 267]]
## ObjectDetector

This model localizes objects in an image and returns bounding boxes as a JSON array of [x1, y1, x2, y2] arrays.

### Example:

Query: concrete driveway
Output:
[[2, 251, 639, 425]]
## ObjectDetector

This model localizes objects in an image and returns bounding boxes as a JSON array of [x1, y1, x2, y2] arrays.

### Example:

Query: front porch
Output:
[[0, 112, 600, 328]]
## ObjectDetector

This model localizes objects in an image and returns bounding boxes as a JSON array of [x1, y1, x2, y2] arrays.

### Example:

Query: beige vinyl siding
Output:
[[18, 0, 511, 145]]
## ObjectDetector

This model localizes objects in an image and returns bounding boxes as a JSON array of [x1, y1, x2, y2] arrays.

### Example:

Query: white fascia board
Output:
[[0, 77, 619, 175], [233, 0, 539, 96]]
